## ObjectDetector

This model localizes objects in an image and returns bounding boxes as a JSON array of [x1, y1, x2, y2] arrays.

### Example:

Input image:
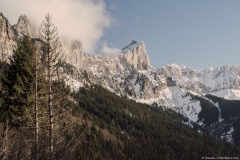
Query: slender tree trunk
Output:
[[35, 51, 39, 160], [2, 119, 9, 160], [48, 49, 54, 157], [49, 88, 54, 156]]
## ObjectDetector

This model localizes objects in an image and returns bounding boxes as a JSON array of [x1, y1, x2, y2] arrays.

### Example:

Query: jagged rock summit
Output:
[[0, 12, 16, 61], [60, 39, 152, 77], [12, 14, 33, 38], [121, 40, 152, 70]]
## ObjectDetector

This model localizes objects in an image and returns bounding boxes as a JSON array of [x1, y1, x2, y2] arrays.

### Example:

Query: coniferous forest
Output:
[[0, 14, 239, 160]]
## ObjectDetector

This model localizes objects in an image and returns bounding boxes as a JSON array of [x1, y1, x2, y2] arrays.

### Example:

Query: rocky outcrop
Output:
[[0, 13, 34, 61], [0, 13, 16, 61], [61, 40, 152, 76], [12, 14, 33, 39], [121, 40, 152, 70]]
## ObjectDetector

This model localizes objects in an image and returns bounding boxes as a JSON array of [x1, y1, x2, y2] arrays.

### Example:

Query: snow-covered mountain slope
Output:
[[138, 86, 202, 123], [156, 64, 240, 98], [210, 89, 240, 100]]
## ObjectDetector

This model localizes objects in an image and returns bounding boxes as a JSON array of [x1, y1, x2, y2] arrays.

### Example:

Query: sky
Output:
[[1, 0, 240, 69], [103, 0, 240, 69]]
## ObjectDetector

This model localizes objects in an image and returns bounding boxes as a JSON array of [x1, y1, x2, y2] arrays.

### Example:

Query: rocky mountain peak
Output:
[[0, 12, 14, 39], [12, 14, 32, 38], [121, 40, 152, 70], [0, 13, 16, 61]]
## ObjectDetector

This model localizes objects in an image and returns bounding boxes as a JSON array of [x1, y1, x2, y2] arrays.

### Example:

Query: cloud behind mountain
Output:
[[0, 0, 113, 52]]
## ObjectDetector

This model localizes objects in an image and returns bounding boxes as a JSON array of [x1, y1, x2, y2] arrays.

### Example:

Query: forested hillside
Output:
[[205, 94, 240, 146], [70, 85, 240, 159]]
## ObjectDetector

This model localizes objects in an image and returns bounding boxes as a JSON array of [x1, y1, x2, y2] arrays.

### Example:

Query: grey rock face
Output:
[[121, 41, 152, 70], [12, 14, 33, 39], [0, 13, 16, 61]]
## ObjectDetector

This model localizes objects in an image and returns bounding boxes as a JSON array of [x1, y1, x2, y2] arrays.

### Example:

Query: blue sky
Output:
[[102, 0, 240, 69]]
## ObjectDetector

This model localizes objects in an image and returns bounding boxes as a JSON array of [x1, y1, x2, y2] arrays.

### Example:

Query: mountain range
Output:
[[1, 13, 240, 145]]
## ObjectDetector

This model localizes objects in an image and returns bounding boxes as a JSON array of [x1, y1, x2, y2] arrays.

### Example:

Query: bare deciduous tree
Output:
[[39, 13, 62, 157]]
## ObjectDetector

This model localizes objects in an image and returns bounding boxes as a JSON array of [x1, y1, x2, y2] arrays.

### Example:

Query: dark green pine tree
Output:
[[0, 37, 37, 127]]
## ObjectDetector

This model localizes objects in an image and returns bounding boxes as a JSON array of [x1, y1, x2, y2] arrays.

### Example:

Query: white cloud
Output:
[[0, 0, 113, 52], [101, 43, 121, 55]]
